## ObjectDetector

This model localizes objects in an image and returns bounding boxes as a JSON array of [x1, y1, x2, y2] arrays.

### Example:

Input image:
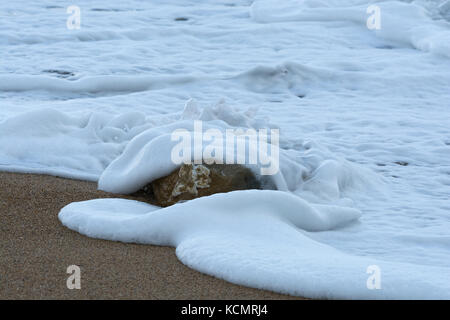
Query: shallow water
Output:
[[1, 0, 449, 299]]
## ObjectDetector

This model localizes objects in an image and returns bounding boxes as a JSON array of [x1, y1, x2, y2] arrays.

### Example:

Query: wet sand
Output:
[[0, 172, 301, 299]]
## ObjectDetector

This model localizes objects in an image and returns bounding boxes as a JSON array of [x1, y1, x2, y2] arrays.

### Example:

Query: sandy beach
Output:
[[0, 172, 299, 299]]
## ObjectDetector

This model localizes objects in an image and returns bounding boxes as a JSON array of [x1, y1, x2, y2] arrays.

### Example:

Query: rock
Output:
[[148, 163, 262, 207]]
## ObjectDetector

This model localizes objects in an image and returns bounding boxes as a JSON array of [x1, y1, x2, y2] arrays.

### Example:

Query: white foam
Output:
[[98, 99, 369, 197], [59, 194, 450, 299], [251, 0, 450, 58], [0, 108, 151, 180], [0, 74, 198, 94], [1, 0, 450, 299]]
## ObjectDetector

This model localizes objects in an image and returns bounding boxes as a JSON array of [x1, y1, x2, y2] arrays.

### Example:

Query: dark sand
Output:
[[0, 172, 301, 299]]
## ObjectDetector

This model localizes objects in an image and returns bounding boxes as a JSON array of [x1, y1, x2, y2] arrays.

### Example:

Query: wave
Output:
[[251, 0, 450, 58]]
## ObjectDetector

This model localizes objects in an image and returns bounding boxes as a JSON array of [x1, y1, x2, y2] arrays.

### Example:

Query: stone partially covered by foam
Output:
[[149, 163, 262, 207]]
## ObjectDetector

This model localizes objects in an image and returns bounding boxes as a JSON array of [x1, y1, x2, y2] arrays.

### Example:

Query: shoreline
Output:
[[0, 172, 301, 299]]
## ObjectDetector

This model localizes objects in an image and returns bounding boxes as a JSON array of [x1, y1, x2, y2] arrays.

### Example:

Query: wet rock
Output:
[[148, 163, 262, 207]]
